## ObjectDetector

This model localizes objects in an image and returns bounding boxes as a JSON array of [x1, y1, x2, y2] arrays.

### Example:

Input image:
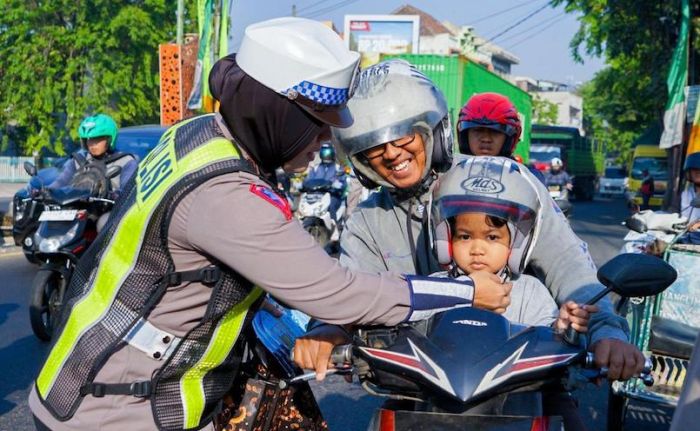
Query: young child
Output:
[[431, 155, 597, 331]]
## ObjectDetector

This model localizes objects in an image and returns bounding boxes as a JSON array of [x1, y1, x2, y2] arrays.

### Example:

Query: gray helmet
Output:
[[431, 155, 542, 276], [331, 59, 453, 189]]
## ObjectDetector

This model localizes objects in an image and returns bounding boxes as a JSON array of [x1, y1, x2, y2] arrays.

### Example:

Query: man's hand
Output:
[[554, 302, 599, 333], [292, 324, 351, 381], [591, 338, 645, 381], [471, 271, 512, 314]]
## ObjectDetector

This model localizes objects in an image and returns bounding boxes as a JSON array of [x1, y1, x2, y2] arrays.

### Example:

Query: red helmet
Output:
[[457, 92, 522, 156]]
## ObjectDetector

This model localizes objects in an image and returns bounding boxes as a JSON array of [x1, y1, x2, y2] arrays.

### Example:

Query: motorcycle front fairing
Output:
[[356, 307, 585, 406]]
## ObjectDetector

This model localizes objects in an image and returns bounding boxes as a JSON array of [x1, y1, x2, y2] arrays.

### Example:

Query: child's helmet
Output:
[[431, 155, 542, 276], [550, 157, 563, 168], [457, 93, 521, 157], [332, 59, 453, 189], [78, 114, 118, 150]]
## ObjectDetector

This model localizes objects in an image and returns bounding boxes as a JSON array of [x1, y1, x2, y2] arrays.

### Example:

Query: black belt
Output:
[[80, 381, 152, 398]]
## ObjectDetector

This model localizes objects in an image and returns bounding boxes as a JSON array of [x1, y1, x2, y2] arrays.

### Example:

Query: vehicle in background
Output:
[[11, 124, 167, 263], [599, 166, 628, 197], [113, 124, 168, 161], [626, 145, 668, 209], [530, 124, 604, 200]]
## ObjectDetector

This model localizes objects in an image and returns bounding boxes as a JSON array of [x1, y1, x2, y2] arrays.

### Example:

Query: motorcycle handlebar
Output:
[[330, 344, 353, 366], [584, 352, 654, 386]]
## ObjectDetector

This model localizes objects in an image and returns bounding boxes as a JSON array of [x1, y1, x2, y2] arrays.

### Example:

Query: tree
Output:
[[0, 1, 193, 156], [551, 0, 700, 156], [531, 95, 559, 125]]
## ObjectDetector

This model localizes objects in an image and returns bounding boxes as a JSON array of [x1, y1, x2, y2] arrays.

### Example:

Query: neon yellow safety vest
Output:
[[35, 115, 264, 430]]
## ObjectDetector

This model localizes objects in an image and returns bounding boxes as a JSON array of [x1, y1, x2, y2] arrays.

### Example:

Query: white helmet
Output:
[[332, 59, 453, 189], [236, 17, 361, 127], [550, 157, 563, 168], [431, 156, 542, 276]]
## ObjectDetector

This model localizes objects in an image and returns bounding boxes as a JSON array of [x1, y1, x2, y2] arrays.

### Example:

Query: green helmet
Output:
[[78, 114, 118, 149]]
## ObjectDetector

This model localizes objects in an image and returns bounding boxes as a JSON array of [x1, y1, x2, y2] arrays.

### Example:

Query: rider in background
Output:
[[544, 157, 573, 192], [304, 142, 347, 221], [681, 152, 700, 229], [48, 114, 137, 195]]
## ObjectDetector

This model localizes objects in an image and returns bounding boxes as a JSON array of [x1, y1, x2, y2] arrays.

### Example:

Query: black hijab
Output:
[[209, 54, 323, 173]]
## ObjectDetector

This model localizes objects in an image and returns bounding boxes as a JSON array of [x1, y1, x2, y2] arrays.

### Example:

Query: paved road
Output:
[[0, 195, 676, 430]]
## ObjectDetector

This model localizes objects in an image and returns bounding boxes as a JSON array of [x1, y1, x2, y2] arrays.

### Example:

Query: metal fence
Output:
[[0, 157, 33, 182]]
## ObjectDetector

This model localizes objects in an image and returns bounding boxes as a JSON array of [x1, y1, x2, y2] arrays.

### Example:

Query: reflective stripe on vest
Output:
[[37, 117, 241, 398], [180, 287, 263, 428]]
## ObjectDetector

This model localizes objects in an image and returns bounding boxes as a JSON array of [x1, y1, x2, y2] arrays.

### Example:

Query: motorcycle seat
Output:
[[648, 315, 698, 360]]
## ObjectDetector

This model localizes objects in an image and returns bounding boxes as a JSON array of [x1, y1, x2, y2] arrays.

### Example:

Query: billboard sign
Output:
[[344, 15, 420, 68]]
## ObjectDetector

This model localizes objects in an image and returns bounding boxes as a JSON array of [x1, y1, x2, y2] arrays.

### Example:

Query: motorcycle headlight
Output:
[[38, 223, 79, 253]]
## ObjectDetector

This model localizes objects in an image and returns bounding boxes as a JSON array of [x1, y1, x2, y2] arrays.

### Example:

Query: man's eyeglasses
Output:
[[363, 133, 417, 160]]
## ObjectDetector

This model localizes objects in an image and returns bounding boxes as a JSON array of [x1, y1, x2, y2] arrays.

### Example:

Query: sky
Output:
[[228, 0, 606, 85]]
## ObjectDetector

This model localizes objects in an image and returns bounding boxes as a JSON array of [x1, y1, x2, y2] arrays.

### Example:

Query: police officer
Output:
[[29, 18, 494, 431]]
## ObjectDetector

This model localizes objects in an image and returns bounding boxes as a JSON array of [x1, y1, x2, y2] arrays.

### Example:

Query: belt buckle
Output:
[[130, 381, 152, 398], [200, 267, 221, 285]]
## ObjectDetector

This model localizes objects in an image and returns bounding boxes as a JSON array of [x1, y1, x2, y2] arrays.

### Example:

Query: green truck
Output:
[[530, 124, 605, 200], [383, 54, 532, 162]]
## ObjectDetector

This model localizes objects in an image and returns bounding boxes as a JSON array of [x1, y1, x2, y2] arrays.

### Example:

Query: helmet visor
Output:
[[437, 194, 536, 239], [457, 120, 514, 136]]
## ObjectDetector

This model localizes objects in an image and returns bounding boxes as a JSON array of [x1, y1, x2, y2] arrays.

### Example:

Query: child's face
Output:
[[451, 213, 511, 274], [467, 127, 507, 156]]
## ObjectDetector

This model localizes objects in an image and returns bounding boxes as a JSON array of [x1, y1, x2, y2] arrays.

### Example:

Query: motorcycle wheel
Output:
[[29, 269, 65, 342], [304, 220, 330, 248]]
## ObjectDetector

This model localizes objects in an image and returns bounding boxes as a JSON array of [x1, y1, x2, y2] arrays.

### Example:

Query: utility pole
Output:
[[177, 0, 184, 45], [292, 4, 297, 17]]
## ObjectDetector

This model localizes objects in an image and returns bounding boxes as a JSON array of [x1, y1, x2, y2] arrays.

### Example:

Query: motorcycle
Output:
[[12, 161, 62, 264], [609, 200, 700, 429], [546, 183, 572, 218], [297, 178, 345, 253], [28, 164, 120, 341], [214, 253, 675, 431]]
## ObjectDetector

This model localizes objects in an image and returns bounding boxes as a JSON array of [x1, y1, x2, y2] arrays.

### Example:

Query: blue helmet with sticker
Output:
[[431, 156, 542, 276]]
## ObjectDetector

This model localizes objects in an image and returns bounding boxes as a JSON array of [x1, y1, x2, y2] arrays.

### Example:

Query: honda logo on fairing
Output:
[[360, 339, 455, 396], [461, 177, 505, 194], [453, 319, 487, 327]]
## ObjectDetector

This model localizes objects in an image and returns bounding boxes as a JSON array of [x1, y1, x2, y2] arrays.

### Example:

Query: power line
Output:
[[296, 0, 336, 14], [496, 11, 566, 44], [506, 14, 569, 49], [467, 0, 539, 26], [483, 1, 551, 44], [303, 0, 360, 18]]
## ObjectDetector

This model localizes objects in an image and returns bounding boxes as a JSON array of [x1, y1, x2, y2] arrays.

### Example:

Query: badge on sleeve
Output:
[[250, 184, 292, 220]]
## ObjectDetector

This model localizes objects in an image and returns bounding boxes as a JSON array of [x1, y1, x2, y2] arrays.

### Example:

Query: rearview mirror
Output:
[[597, 253, 676, 298], [24, 161, 37, 177]]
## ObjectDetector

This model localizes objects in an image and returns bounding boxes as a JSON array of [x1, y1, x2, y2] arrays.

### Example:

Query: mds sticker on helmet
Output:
[[461, 177, 505, 194]]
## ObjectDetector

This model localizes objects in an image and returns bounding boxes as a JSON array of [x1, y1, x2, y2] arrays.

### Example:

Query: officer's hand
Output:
[[471, 271, 512, 314], [591, 338, 645, 381], [293, 324, 351, 381]]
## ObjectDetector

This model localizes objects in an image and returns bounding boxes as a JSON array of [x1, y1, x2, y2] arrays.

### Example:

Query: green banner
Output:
[[660, 0, 690, 149]]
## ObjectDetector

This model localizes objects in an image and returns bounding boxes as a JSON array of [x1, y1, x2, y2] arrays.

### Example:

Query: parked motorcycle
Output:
[[28, 164, 120, 341], [297, 178, 345, 252], [610, 202, 700, 429]]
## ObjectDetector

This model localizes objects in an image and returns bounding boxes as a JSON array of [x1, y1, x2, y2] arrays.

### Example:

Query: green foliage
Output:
[[531, 95, 559, 125], [0, 0, 193, 155], [551, 0, 700, 160]]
